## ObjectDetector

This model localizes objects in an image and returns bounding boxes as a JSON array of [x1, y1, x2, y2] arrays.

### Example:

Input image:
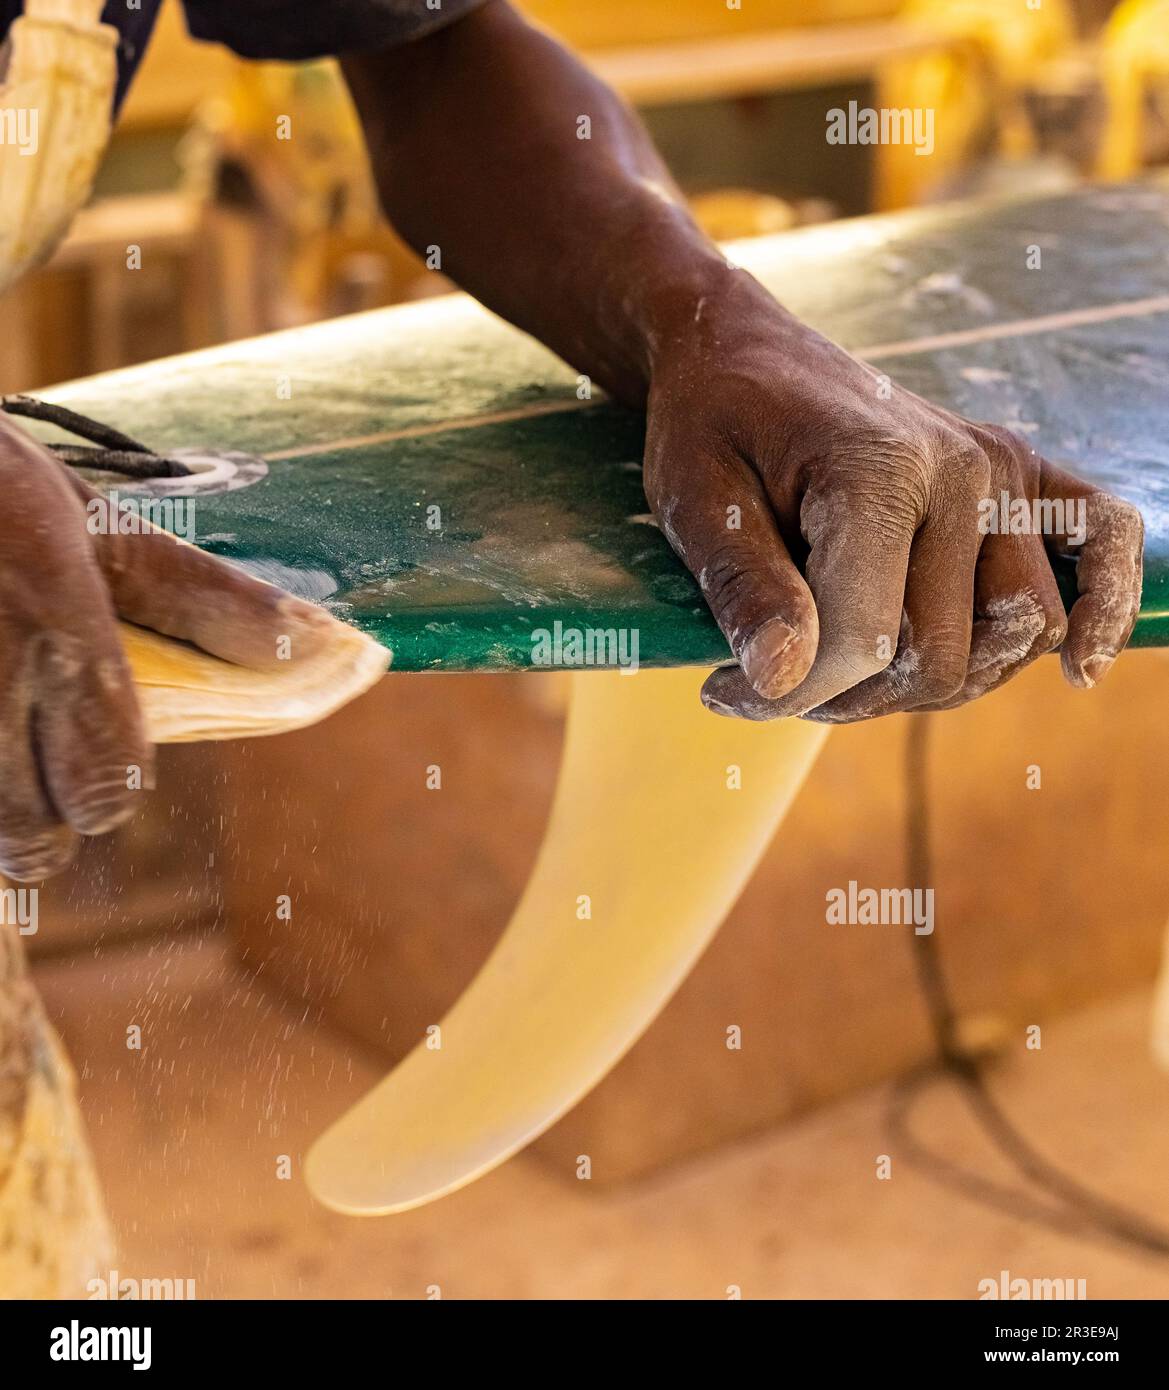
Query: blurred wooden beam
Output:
[[588, 21, 957, 106]]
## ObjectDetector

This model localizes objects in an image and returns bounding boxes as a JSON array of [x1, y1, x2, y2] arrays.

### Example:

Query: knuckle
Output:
[[698, 540, 755, 617], [801, 476, 917, 548], [851, 426, 934, 483], [1093, 493, 1144, 542], [911, 655, 969, 705], [1036, 607, 1068, 654], [945, 439, 994, 496], [837, 638, 891, 684], [988, 590, 1047, 634], [971, 420, 1014, 449], [985, 590, 1063, 659], [971, 421, 1035, 466]]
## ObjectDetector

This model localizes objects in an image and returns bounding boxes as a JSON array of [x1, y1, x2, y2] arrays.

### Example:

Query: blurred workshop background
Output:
[[9, 0, 1169, 1299]]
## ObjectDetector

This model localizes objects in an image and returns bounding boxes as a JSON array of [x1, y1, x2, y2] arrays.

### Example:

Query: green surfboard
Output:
[[29, 176, 1169, 669]]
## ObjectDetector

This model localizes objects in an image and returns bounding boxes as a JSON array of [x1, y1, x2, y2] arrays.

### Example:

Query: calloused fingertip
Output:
[[1064, 649, 1115, 688], [1061, 653, 1089, 687]]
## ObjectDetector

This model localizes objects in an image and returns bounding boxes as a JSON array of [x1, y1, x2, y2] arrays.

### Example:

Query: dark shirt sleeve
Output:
[[181, 0, 491, 61]]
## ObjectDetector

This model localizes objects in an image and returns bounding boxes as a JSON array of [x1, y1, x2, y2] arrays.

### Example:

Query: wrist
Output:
[[637, 252, 803, 386]]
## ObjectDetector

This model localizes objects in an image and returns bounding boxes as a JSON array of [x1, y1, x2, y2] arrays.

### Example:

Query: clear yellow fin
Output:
[[305, 665, 827, 1215]]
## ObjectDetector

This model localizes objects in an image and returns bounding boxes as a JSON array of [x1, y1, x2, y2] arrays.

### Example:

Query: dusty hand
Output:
[[0, 416, 333, 881], [643, 274, 1144, 722]]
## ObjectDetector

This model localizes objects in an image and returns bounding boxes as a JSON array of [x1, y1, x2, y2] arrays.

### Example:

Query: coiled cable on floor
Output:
[[889, 712, 1169, 1259]]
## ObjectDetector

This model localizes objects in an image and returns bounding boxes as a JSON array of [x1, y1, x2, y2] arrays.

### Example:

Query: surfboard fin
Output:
[[304, 665, 827, 1215]]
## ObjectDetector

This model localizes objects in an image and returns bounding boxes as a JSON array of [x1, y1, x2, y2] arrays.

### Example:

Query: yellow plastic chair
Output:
[[876, 0, 1077, 208], [1097, 0, 1169, 179]]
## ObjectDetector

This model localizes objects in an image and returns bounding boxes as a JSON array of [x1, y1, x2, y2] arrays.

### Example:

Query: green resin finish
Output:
[[35, 177, 1169, 669]]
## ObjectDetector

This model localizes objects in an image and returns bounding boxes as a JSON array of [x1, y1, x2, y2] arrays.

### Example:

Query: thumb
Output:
[[646, 444, 818, 701]]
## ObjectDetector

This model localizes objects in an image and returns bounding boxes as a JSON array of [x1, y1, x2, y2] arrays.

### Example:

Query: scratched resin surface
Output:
[[36, 176, 1169, 669]]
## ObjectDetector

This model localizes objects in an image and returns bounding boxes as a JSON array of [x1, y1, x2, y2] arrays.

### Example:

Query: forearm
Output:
[[342, 0, 741, 407]]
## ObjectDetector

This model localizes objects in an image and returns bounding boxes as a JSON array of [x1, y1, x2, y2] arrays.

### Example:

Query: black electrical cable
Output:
[[889, 713, 1169, 1260]]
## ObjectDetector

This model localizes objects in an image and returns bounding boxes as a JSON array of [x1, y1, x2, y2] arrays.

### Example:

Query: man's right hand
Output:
[[0, 415, 333, 881]]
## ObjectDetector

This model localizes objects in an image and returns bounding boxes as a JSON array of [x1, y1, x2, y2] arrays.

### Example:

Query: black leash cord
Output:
[[1, 394, 193, 478]]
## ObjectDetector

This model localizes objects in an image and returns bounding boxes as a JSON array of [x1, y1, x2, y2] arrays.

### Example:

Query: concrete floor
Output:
[[35, 936, 1169, 1300]]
